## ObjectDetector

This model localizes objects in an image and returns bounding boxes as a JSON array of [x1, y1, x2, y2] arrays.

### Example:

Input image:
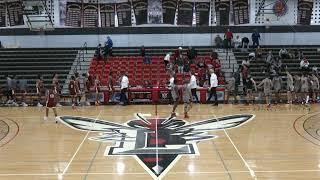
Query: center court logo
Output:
[[58, 114, 254, 179]]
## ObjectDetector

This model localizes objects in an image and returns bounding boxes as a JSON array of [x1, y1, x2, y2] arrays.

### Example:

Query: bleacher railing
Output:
[[74, 42, 87, 73]]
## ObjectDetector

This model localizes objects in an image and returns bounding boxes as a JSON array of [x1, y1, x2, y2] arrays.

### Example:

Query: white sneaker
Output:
[[37, 103, 43, 107], [13, 102, 19, 107], [56, 103, 62, 107], [55, 117, 59, 123], [44, 116, 48, 121], [86, 102, 91, 106], [22, 102, 28, 107]]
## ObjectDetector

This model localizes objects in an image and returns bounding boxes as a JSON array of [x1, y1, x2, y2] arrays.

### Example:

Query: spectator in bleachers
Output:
[[36, 75, 44, 107], [197, 58, 206, 69], [279, 48, 289, 59], [256, 46, 263, 60], [242, 58, 250, 67], [189, 71, 199, 103], [140, 46, 151, 65], [265, 50, 274, 70], [212, 58, 221, 76], [273, 57, 282, 74], [95, 44, 102, 60], [214, 35, 223, 48], [52, 73, 62, 107], [273, 74, 282, 104], [224, 29, 233, 49], [300, 57, 310, 73], [251, 29, 261, 49], [120, 72, 129, 106], [105, 36, 113, 57], [164, 52, 171, 70], [241, 36, 250, 51], [234, 35, 242, 49], [17, 76, 28, 107], [294, 49, 304, 60], [207, 69, 218, 106], [187, 46, 197, 64], [183, 57, 191, 72], [210, 50, 218, 60], [248, 52, 256, 61]]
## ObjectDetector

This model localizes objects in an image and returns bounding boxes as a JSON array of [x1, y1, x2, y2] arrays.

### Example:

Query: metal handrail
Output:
[[73, 42, 88, 73]]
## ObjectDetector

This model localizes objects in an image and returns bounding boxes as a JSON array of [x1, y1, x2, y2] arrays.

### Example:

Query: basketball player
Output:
[[286, 70, 294, 104], [170, 78, 180, 118], [310, 73, 319, 102], [108, 72, 114, 102], [69, 76, 77, 107], [94, 74, 101, 105], [36, 74, 44, 107], [300, 73, 309, 104], [44, 84, 58, 123], [244, 75, 257, 105], [75, 72, 81, 104], [258, 75, 273, 107], [224, 72, 236, 104], [52, 73, 62, 107], [182, 80, 192, 118], [293, 74, 301, 103], [84, 73, 93, 106], [272, 74, 282, 104]]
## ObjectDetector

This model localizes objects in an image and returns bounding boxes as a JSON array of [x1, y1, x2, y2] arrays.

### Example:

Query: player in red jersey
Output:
[[84, 73, 93, 106], [44, 85, 58, 123], [69, 76, 77, 107], [75, 72, 81, 104], [52, 73, 62, 107]]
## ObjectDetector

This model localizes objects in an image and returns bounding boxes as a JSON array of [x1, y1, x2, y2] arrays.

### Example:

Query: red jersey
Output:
[[69, 80, 76, 95], [46, 89, 56, 108], [225, 31, 233, 40]]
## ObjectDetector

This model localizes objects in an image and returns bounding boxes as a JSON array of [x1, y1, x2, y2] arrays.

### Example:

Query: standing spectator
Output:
[[214, 35, 223, 48], [300, 57, 310, 73], [251, 29, 261, 49], [234, 35, 242, 49], [241, 36, 250, 51], [258, 75, 273, 107], [272, 74, 282, 104], [207, 69, 218, 106], [120, 72, 129, 106], [189, 71, 199, 103], [224, 29, 233, 49], [187, 46, 197, 64], [140, 46, 151, 64], [164, 52, 171, 69], [105, 36, 113, 57]]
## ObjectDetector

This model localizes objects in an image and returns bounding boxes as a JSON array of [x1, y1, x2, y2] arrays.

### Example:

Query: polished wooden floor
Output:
[[0, 103, 319, 180]]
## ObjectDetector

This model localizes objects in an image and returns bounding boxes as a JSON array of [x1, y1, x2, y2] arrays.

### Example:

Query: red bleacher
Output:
[[89, 56, 225, 87]]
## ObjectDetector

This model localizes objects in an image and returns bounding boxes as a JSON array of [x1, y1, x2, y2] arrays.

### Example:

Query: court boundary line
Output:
[[211, 140, 233, 180], [212, 114, 257, 179], [61, 108, 103, 176], [4, 169, 320, 176]]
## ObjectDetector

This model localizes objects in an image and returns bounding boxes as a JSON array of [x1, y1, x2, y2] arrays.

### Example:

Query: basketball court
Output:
[[0, 104, 319, 180]]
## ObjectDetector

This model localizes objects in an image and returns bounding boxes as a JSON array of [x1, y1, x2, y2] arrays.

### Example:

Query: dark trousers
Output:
[[252, 40, 259, 48], [207, 87, 218, 105], [120, 88, 128, 104], [191, 88, 199, 103]]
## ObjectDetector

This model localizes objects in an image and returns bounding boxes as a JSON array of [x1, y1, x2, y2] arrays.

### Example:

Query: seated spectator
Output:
[[94, 44, 102, 60], [273, 57, 282, 74], [234, 35, 242, 49], [214, 35, 223, 48], [300, 57, 310, 72], [294, 49, 304, 60], [242, 58, 250, 67], [197, 58, 206, 69], [256, 46, 263, 60], [248, 52, 256, 61], [287, 49, 295, 59], [187, 46, 197, 64], [279, 48, 289, 59], [241, 37, 250, 51], [210, 50, 218, 60]]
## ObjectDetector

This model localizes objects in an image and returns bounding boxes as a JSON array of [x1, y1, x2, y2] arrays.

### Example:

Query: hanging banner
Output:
[[0, 3, 6, 27], [116, 2, 132, 26], [148, 0, 163, 24], [195, 2, 210, 26], [133, 0, 148, 25], [83, 4, 98, 27], [162, 0, 177, 24], [297, 0, 313, 25], [215, 0, 230, 25], [7, 1, 24, 26], [177, 1, 193, 25], [100, 4, 115, 27], [65, 2, 82, 27], [232, 0, 249, 25]]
